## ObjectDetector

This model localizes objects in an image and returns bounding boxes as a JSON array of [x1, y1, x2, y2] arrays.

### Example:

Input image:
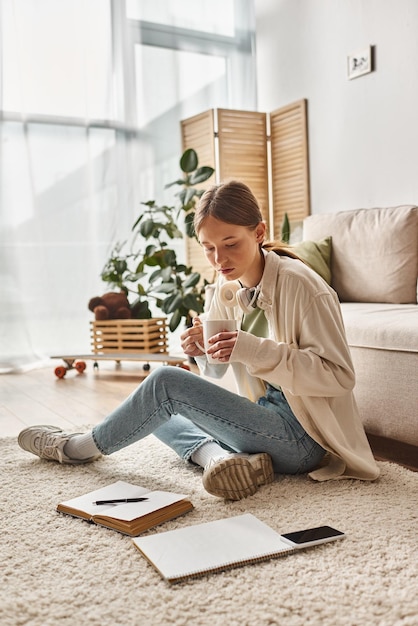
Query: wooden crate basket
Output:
[[90, 318, 168, 354]]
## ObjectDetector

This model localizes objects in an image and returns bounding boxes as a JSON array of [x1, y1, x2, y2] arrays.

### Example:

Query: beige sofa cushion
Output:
[[340, 302, 418, 352], [303, 205, 418, 304]]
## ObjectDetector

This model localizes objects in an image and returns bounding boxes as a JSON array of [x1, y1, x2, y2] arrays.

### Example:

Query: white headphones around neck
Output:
[[219, 281, 260, 314]]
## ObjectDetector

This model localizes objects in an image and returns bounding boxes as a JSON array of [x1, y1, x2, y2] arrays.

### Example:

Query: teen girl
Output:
[[19, 181, 379, 499]]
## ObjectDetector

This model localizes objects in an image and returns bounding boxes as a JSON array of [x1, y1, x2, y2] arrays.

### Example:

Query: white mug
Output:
[[197, 319, 238, 363]]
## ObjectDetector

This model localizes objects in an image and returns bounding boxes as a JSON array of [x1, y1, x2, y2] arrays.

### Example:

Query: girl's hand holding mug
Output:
[[180, 317, 205, 358], [181, 317, 238, 363]]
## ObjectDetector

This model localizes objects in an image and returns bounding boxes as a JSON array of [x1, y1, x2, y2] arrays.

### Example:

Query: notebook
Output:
[[132, 513, 299, 583], [57, 480, 193, 536]]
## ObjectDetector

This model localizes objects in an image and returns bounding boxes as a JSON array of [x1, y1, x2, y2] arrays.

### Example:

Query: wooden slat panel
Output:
[[270, 99, 310, 238], [90, 319, 168, 354], [181, 110, 216, 172], [217, 109, 269, 232], [181, 110, 216, 283]]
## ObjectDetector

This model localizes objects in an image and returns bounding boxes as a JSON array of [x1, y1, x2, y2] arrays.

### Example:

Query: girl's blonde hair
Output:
[[195, 180, 300, 259]]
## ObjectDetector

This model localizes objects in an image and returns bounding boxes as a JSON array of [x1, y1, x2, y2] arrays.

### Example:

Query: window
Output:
[[135, 45, 227, 127], [2, 0, 113, 118], [126, 0, 236, 36], [0, 0, 256, 368]]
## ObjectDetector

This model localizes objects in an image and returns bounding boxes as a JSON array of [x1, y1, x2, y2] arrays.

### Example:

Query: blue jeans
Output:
[[92, 367, 325, 475]]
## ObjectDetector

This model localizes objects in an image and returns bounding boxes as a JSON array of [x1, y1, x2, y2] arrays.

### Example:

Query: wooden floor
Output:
[[0, 360, 163, 438]]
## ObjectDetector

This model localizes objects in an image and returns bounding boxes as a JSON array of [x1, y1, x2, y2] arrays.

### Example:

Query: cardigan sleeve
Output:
[[229, 287, 355, 398]]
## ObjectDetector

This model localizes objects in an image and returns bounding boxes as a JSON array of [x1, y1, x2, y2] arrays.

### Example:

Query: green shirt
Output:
[[241, 307, 268, 337], [242, 307, 282, 391]]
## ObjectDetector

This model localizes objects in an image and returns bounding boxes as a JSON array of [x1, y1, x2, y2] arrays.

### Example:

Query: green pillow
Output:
[[290, 237, 332, 285]]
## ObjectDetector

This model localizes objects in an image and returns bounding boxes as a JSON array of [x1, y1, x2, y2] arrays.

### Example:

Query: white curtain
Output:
[[0, 0, 257, 371]]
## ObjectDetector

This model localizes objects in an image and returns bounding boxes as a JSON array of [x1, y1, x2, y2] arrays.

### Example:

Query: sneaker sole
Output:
[[249, 452, 275, 487], [203, 453, 274, 500]]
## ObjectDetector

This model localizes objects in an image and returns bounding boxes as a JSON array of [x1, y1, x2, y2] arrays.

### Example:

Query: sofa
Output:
[[303, 204, 418, 470]]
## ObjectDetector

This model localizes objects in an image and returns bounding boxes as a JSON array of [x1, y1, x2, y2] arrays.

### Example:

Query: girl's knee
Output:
[[147, 364, 191, 387]]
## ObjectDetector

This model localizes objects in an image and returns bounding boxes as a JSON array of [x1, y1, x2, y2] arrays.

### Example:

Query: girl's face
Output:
[[198, 215, 266, 287]]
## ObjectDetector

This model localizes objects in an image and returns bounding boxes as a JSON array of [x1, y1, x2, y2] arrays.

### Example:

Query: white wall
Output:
[[254, 0, 418, 213]]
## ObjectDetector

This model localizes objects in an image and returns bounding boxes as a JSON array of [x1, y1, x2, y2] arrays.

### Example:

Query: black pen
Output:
[[92, 497, 149, 505]]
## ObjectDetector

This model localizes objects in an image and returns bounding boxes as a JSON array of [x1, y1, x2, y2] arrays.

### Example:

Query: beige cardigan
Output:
[[198, 250, 380, 482]]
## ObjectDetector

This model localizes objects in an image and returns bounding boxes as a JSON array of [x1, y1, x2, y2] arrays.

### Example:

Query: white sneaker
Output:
[[202, 452, 274, 500], [18, 425, 101, 464]]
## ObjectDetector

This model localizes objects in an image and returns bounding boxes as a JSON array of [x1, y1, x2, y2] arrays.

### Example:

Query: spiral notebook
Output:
[[132, 513, 298, 583]]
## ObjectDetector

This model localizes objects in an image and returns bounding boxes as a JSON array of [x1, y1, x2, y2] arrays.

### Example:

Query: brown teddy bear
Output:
[[88, 291, 132, 320]]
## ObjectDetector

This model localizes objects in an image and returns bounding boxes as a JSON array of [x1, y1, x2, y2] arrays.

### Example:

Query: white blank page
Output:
[[133, 513, 295, 582]]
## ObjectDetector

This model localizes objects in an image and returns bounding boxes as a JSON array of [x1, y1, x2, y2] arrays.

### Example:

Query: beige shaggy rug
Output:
[[1, 435, 417, 626]]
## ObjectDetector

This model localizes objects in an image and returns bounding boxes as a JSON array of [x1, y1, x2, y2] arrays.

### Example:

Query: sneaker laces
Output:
[[35, 430, 67, 461]]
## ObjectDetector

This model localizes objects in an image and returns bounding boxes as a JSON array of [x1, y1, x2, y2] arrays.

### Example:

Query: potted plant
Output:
[[100, 149, 215, 332]]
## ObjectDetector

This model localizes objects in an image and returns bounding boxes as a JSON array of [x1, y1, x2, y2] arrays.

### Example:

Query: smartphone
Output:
[[280, 525, 345, 548]]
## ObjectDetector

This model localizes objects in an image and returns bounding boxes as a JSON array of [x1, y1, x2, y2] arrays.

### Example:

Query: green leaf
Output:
[[126, 271, 146, 283], [166, 292, 183, 313], [160, 292, 179, 314], [183, 272, 200, 288], [144, 256, 160, 267], [183, 293, 204, 312], [184, 212, 196, 239], [140, 218, 155, 238], [176, 189, 187, 205], [145, 244, 157, 256], [183, 188, 197, 206], [161, 249, 177, 265], [114, 259, 128, 273], [189, 166, 214, 185], [180, 148, 198, 173], [135, 283, 147, 296], [160, 291, 184, 315], [131, 213, 144, 231], [134, 259, 145, 273], [148, 268, 165, 283], [164, 222, 183, 239], [144, 248, 174, 269], [130, 299, 152, 319], [169, 309, 182, 332], [165, 178, 185, 189], [161, 266, 173, 281], [281, 212, 291, 244], [153, 282, 176, 294]]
